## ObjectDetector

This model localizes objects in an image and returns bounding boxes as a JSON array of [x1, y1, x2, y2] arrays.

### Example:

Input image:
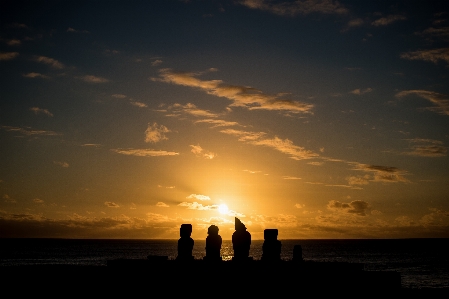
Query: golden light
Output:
[[218, 204, 229, 215]]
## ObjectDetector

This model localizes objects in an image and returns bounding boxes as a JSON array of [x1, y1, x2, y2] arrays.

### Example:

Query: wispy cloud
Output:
[[350, 88, 373, 95], [80, 75, 109, 83], [1, 125, 61, 136], [67, 27, 89, 33], [327, 200, 370, 216], [351, 163, 409, 183], [221, 128, 318, 160], [186, 194, 211, 201], [156, 202, 169, 208], [34, 56, 64, 69], [238, 0, 348, 16], [111, 148, 179, 157], [402, 138, 447, 157], [194, 119, 240, 128], [283, 176, 301, 180], [178, 201, 217, 210], [395, 90, 449, 116], [23, 72, 49, 79], [33, 198, 44, 204], [400, 48, 449, 65], [153, 69, 313, 114], [415, 26, 449, 42], [53, 161, 69, 168], [167, 103, 219, 118], [145, 122, 170, 143], [130, 101, 147, 108], [371, 15, 406, 26], [30, 107, 53, 117], [105, 202, 120, 208], [0, 52, 19, 60], [190, 144, 216, 159]]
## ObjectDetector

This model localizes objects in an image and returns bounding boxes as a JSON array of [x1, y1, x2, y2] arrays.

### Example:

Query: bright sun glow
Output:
[[218, 204, 229, 215]]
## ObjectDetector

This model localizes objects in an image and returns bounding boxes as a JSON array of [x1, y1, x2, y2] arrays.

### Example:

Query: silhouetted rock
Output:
[[232, 217, 251, 261], [261, 229, 281, 261], [204, 225, 222, 261], [176, 224, 194, 261]]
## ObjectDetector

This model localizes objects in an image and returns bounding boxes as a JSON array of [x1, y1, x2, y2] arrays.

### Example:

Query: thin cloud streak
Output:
[[396, 90, 449, 116], [153, 69, 314, 114], [111, 149, 179, 157]]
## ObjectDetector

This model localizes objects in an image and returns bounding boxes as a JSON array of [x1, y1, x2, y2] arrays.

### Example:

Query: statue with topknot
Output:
[[232, 217, 251, 261]]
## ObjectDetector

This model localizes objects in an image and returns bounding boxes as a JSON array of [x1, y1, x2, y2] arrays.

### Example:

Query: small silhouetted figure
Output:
[[292, 245, 304, 262], [176, 224, 194, 261], [232, 217, 251, 261], [261, 229, 281, 261], [204, 225, 222, 261]]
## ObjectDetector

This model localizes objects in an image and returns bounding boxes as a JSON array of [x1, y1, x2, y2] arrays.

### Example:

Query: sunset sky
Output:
[[1, 0, 448, 240]]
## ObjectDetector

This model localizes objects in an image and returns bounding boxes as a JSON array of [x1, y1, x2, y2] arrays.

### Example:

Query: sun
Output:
[[218, 204, 229, 215]]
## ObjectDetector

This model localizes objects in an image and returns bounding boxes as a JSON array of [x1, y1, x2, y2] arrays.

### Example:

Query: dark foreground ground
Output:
[[2, 260, 448, 297]]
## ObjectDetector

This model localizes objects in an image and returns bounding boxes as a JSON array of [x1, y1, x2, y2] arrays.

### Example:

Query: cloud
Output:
[[351, 163, 409, 183], [347, 175, 370, 186], [220, 128, 266, 141], [415, 26, 449, 42], [402, 138, 447, 157], [156, 202, 169, 208], [153, 69, 313, 114], [152, 59, 163, 66], [145, 122, 170, 143], [7, 39, 21, 46], [167, 103, 219, 118], [283, 176, 301, 180], [33, 198, 44, 204], [178, 201, 217, 210], [67, 27, 89, 33], [295, 203, 305, 208], [111, 148, 179, 157], [34, 56, 64, 69], [190, 144, 216, 159], [220, 129, 318, 160], [80, 75, 109, 83], [130, 101, 147, 108], [371, 15, 406, 26], [395, 90, 449, 116], [1, 125, 61, 137], [105, 202, 120, 208], [251, 136, 319, 160], [186, 194, 211, 201], [54, 161, 69, 168], [3, 194, 16, 203], [194, 119, 240, 128], [400, 48, 449, 65], [350, 88, 373, 95], [238, 0, 348, 16], [112, 94, 127, 99], [327, 200, 370, 216], [0, 52, 19, 60], [30, 107, 53, 117], [23, 72, 49, 79]]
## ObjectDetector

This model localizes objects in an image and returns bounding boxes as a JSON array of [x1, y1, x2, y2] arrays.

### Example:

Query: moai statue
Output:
[[204, 225, 222, 261], [261, 229, 281, 261], [176, 224, 194, 261], [232, 217, 251, 261]]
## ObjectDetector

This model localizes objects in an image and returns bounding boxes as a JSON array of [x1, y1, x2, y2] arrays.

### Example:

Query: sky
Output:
[[1, 0, 448, 240]]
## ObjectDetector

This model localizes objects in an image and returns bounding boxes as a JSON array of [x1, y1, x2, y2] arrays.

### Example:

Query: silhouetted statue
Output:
[[232, 217, 251, 261], [176, 224, 194, 261], [204, 225, 222, 261], [261, 229, 281, 261], [293, 245, 304, 262]]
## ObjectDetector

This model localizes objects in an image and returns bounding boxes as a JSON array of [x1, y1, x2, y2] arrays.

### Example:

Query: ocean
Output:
[[1, 238, 448, 289]]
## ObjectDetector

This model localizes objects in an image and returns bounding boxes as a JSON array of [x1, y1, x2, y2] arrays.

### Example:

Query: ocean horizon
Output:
[[1, 238, 448, 289]]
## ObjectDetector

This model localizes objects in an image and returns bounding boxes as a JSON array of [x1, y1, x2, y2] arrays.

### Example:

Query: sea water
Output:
[[1, 238, 448, 289]]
